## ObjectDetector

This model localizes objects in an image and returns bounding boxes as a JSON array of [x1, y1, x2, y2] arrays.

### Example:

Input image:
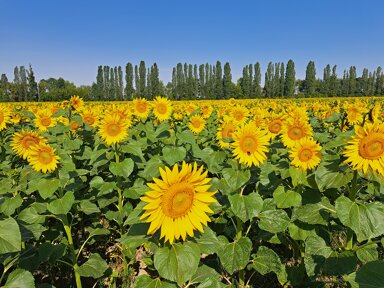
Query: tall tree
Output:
[[0, 74, 9, 100], [329, 65, 338, 97], [279, 63, 285, 97], [27, 64, 38, 101], [322, 64, 331, 96], [348, 66, 357, 95], [134, 65, 140, 97], [254, 62, 262, 98], [193, 64, 198, 99], [304, 61, 316, 97], [103, 66, 110, 99], [241, 66, 250, 97], [151, 63, 160, 98], [248, 64, 253, 98], [274, 63, 280, 97], [118, 66, 123, 100], [125, 63, 134, 99], [96, 65, 104, 100], [215, 61, 223, 99], [13, 66, 21, 101], [361, 68, 369, 96], [264, 62, 274, 98], [284, 59, 295, 97], [199, 64, 205, 98], [139, 61, 146, 97], [376, 66, 383, 95], [19, 66, 28, 101], [223, 62, 232, 99]]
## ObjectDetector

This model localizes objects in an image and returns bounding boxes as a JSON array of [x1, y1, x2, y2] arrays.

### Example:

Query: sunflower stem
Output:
[[235, 218, 242, 240], [349, 170, 358, 201]]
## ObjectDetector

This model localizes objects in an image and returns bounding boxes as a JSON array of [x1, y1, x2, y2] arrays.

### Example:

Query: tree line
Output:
[[1, 60, 383, 101]]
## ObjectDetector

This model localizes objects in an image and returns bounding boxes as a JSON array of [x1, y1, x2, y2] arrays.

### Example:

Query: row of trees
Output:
[[1, 60, 384, 101]]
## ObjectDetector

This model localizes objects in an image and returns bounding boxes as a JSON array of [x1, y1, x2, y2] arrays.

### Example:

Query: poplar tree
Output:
[[274, 63, 280, 97], [110, 68, 115, 99], [248, 64, 253, 98], [135, 65, 140, 97], [14, 66, 21, 101], [118, 66, 123, 100], [193, 64, 198, 99], [349, 66, 357, 96], [199, 64, 205, 98], [280, 63, 285, 97], [215, 61, 223, 99], [242, 66, 250, 97], [376, 66, 383, 95], [103, 66, 110, 99], [171, 67, 177, 99], [151, 63, 160, 98], [329, 65, 338, 97], [284, 59, 295, 97], [304, 61, 316, 97], [361, 68, 369, 96], [139, 61, 146, 97], [27, 65, 38, 101], [0, 74, 9, 100], [322, 64, 331, 96], [125, 63, 134, 99], [264, 62, 274, 98], [223, 62, 232, 99], [20, 66, 28, 101], [96, 65, 104, 100], [254, 62, 262, 98]]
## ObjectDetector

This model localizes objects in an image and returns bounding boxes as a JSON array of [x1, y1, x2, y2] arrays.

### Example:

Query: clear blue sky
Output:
[[1, 0, 383, 86]]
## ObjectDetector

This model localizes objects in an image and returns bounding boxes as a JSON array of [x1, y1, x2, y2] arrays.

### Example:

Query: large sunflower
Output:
[[344, 122, 384, 176], [11, 130, 47, 160], [153, 96, 172, 122], [133, 98, 151, 120], [188, 115, 206, 135], [289, 137, 322, 170], [98, 114, 130, 146], [281, 118, 312, 148], [231, 123, 270, 167], [34, 111, 56, 132], [230, 105, 249, 125], [140, 162, 217, 244], [28, 143, 60, 173]]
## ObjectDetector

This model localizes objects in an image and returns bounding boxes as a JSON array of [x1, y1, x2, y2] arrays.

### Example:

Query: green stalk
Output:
[[63, 216, 82, 288]]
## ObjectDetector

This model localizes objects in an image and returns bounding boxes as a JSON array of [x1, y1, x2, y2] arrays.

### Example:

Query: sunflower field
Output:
[[0, 96, 384, 288]]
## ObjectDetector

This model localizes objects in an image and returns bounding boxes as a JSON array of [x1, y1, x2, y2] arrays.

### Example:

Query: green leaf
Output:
[[0, 217, 21, 254], [109, 158, 134, 178], [77, 253, 108, 278], [139, 156, 163, 180], [249, 246, 285, 279], [289, 166, 308, 187], [190, 265, 221, 284], [258, 210, 290, 234], [36, 178, 61, 199], [315, 161, 353, 192], [162, 146, 186, 166], [228, 192, 263, 222], [221, 168, 250, 193], [38, 242, 66, 263], [292, 197, 334, 225], [79, 200, 100, 215], [195, 226, 220, 255], [355, 260, 384, 288], [335, 195, 384, 242], [0, 195, 23, 216], [154, 242, 200, 286], [47, 192, 75, 215], [356, 243, 378, 264], [288, 222, 316, 241], [273, 186, 301, 208], [3, 269, 34, 288], [124, 202, 145, 225], [134, 275, 177, 288], [217, 236, 252, 274]]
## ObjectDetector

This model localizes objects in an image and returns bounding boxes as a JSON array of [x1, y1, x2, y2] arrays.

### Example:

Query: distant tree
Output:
[[348, 66, 357, 96], [284, 60, 295, 97], [241, 65, 250, 97], [341, 70, 349, 95], [199, 64, 205, 98], [264, 62, 274, 98], [329, 65, 338, 97], [279, 63, 285, 97], [304, 61, 316, 97], [223, 62, 232, 99], [118, 66, 123, 100], [187, 64, 194, 98], [273, 63, 280, 97], [254, 62, 262, 98], [248, 64, 253, 98], [0, 74, 9, 100], [151, 63, 160, 98], [13, 66, 21, 101], [134, 65, 140, 97], [103, 66, 110, 99], [110, 68, 115, 99], [124, 63, 134, 99], [376, 66, 383, 95], [322, 64, 331, 96], [193, 64, 198, 99], [27, 65, 38, 101], [139, 61, 146, 97], [96, 66, 104, 100], [215, 61, 223, 99], [146, 68, 152, 99]]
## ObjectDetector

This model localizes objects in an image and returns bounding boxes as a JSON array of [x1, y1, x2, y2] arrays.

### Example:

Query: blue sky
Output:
[[1, 0, 383, 85]]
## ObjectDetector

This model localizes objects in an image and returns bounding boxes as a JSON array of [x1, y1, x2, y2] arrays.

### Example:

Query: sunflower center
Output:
[[288, 126, 304, 140], [38, 150, 53, 165], [0, 112, 4, 123], [298, 148, 313, 162], [222, 125, 234, 138], [156, 103, 167, 114], [136, 102, 147, 113], [241, 136, 258, 155], [83, 115, 95, 125], [233, 111, 244, 121], [269, 120, 282, 134], [22, 136, 39, 148], [106, 123, 122, 136], [162, 182, 194, 219], [359, 134, 384, 160], [192, 119, 202, 128], [40, 117, 51, 127]]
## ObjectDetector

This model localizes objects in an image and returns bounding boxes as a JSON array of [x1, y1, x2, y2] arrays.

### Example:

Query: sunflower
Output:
[[230, 105, 249, 125], [281, 118, 313, 148], [344, 122, 384, 176], [216, 118, 236, 149], [81, 109, 99, 127], [11, 130, 47, 160], [28, 143, 60, 173], [34, 111, 56, 132], [266, 114, 285, 140], [0, 106, 11, 131], [231, 123, 270, 167], [153, 96, 172, 122], [289, 137, 322, 170], [140, 161, 217, 244], [70, 95, 84, 111], [188, 115, 206, 135], [98, 114, 130, 146], [133, 98, 151, 120]]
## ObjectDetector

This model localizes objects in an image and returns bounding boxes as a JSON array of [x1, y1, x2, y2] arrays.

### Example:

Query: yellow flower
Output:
[[0, 105, 11, 131], [28, 143, 60, 173], [231, 123, 269, 167], [216, 118, 236, 149], [188, 115, 206, 135], [34, 111, 56, 132], [133, 98, 151, 120], [98, 114, 130, 146], [153, 96, 172, 122], [81, 109, 99, 127], [289, 137, 322, 170], [230, 105, 249, 125], [70, 95, 84, 111], [344, 122, 384, 176], [140, 162, 217, 244], [11, 130, 47, 160], [281, 118, 312, 148]]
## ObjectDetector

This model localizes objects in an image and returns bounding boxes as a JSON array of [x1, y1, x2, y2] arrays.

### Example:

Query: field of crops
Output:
[[0, 96, 383, 287]]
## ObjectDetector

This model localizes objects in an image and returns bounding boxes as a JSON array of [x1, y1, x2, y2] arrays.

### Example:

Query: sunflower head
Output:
[[231, 123, 270, 167], [28, 143, 60, 173], [289, 137, 322, 170], [153, 96, 172, 122], [98, 114, 130, 146], [133, 98, 151, 120], [70, 95, 84, 111], [140, 161, 217, 244], [281, 118, 313, 148], [11, 130, 47, 160], [344, 122, 384, 176], [217, 118, 236, 149], [188, 115, 206, 135]]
